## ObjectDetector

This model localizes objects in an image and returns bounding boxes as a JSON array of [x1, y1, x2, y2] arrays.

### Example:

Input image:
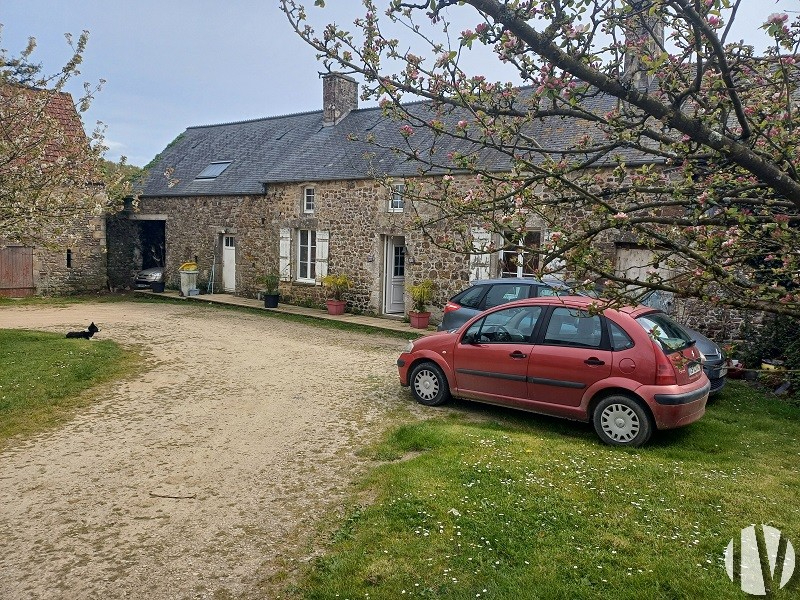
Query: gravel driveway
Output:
[[0, 300, 411, 599]]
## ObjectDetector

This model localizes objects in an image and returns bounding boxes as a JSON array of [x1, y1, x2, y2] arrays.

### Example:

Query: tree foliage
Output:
[[282, 0, 800, 316], [0, 28, 131, 246]]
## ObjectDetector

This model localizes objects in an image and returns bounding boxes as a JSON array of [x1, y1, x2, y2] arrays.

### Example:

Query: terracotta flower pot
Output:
[[409, 311, 431, 329], [326, 299, 346, 315]]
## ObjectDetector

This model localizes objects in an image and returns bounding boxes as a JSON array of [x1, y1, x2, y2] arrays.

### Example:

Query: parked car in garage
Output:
[[133, 266, 165, 289], [398, 296, 710, 447]]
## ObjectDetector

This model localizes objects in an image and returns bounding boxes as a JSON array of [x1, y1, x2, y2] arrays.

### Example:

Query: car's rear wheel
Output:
[[592, 395, 652, 447], [409, 362, 451, 406]]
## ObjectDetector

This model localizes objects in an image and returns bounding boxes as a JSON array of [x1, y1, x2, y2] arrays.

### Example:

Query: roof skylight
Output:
[[195, 161, 232, 180]]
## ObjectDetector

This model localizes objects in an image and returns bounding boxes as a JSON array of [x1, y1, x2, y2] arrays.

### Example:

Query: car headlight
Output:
[[403, 340, 415, 353]]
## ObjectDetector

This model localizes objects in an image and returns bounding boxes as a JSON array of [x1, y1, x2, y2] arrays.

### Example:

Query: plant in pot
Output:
[[256, 272, 280, 308], [321, 273, 352, 315], [408, 279, 434, 329]]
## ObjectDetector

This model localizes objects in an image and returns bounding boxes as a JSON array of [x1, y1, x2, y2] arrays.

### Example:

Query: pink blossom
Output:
[[400, 125, 414, 137], [767, 13, 789, 25]]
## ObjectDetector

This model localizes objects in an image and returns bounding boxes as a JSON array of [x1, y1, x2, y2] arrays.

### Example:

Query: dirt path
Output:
[[0, 300, 412, 599]]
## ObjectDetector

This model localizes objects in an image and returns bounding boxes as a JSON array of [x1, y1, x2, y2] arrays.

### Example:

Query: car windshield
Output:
[[636, 312, 694, 352]]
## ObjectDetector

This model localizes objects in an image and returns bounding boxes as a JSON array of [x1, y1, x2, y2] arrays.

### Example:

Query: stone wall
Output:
[[135, 175, 755, 343], [106, 215, 141, 289], [33, 211, 107, 295], [135, 194, 272, 292]]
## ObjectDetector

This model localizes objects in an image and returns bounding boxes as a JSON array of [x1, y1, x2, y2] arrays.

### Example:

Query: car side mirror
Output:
[[462, 332, 477, 345]]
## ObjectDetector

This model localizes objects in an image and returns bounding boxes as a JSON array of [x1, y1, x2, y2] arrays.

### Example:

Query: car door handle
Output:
[[509, 351, 528, 359], [584, 357, 605, 366]]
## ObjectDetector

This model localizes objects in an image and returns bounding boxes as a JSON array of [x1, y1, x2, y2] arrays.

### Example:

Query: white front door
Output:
[[384, 236, 405, 314], [222, 235, 236, 292]]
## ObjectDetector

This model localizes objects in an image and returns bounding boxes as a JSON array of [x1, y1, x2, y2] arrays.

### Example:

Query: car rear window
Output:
[[484, 284, 530, 308], [636, 312, 694, 352]]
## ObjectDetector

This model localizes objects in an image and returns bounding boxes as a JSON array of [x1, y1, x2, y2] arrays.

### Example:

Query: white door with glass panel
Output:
[[222, 235, 236, 292], [384, 236, 405, 314]]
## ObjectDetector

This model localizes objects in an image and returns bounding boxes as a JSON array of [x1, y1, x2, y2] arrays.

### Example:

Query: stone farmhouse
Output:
[[118, 73, 736, 336], [0, 87, 107, 297], [118, 74, 591, 318]]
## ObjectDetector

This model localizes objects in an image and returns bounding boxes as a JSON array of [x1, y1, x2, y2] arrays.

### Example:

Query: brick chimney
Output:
[[322, 73, 358, 126], [623, 1, 665, 90]]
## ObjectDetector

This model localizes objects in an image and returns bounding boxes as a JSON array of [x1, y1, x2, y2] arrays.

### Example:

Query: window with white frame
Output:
[[297, 229, 317, 281], [279, 228, 329, 283], [499, 230, 541, 278], [389, 183, 405, 212], [303, 187, 316, 213]]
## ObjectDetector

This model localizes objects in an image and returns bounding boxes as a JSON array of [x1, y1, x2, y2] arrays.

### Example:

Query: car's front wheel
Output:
[[409, 362, 451, 406], [592, 395, 652, 447]]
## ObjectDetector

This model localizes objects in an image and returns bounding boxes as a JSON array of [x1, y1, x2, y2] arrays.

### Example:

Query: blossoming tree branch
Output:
[[282, 0, 800, 317]]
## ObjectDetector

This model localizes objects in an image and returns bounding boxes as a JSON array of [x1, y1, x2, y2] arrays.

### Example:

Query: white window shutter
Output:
[[544, 230, 566, 273], [279, 228, 291, 281], [469, 227, 491, 282], [316, 230, 329, 282]]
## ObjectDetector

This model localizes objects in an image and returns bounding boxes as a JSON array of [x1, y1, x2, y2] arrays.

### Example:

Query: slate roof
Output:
[[140, 89, 644, 198]]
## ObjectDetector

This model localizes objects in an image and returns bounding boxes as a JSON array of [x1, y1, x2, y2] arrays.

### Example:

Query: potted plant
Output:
[[408, 279, 434, 329], [256, 272, 280, 308], [322, 273, 352, 315]]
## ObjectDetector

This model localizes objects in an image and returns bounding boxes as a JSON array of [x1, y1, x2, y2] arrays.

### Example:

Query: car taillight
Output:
[[653, 341, 678, 386], [443, 301, 461, 314]]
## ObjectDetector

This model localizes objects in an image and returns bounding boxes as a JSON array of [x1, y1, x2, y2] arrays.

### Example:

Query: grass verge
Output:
[[291, 382, 800, 599], [0, 329, 139, 443]]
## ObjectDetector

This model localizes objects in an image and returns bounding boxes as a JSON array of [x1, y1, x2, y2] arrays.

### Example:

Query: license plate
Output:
[[688, 363, 701, 377]]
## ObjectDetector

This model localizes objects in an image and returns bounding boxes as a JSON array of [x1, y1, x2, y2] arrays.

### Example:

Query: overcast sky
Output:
[[2, 0, 795, 167]]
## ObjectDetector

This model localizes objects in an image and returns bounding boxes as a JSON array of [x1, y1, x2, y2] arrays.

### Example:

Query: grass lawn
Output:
[[292, 382, 800, 599], [0, 329, 138, 443]]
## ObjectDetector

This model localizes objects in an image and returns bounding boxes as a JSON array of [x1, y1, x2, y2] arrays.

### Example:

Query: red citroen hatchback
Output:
[[397, 296, 709, 446]]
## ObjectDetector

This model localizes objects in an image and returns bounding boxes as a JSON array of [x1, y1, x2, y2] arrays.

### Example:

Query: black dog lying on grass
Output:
[[65, 322, 100, 339]]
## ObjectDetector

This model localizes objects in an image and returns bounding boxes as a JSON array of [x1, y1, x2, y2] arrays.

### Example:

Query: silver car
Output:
[[133, 266, 165, 289]]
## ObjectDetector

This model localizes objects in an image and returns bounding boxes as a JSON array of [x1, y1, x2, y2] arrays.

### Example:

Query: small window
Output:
[[304, 187, 316, 213], [609, 321, 634, 350], [66, 249, 73, 268], [196, 161, 232, 180], [389, 184, 405, 212], [393, 245, 405, 277]]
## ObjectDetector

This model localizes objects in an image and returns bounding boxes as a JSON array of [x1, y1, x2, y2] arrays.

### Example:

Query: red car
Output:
[[397, 296, 709, 446]]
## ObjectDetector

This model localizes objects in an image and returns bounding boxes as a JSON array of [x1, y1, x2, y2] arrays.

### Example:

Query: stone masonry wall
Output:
[[137, 174, 752, 344], [34, 211, 107, 295]]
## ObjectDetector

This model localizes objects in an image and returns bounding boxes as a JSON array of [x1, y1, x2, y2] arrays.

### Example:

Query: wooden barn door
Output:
[[0, 246, 34, 297]]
